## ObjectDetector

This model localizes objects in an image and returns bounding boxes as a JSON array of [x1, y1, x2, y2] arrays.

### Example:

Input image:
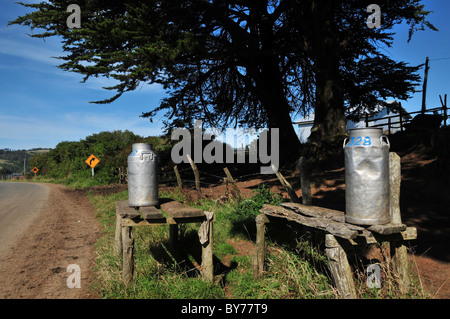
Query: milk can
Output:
[[127, 143, 159, 207], [343, 128, 390, 225]]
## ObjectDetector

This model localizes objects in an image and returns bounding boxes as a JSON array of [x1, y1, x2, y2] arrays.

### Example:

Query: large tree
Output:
[[10, 0, 436, 165]]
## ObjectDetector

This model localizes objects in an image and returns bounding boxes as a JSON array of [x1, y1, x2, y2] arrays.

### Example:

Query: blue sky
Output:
[[1, 0, 449, 150]]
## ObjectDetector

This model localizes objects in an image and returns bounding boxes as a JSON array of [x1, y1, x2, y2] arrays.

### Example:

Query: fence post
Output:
[[186, 154, 201, 195], [275, 170, 300, 203], [440, 94, 448, 126], [174, 165, 183, 190], [298, 156, 312, 205], [223, 167, 241, 201], [399, 109, 404, 131]]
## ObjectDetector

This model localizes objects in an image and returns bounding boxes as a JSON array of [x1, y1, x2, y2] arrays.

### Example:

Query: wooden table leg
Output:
[[201, 215, 214, 283], [122, 225, 134, 286], [114, 213, 123, 255], [388, 152, 410, 293], [169, 224, 178, 251], [252, 214, 269, 279], [325, 234, 357, 299], [390, 240, 410, 294]]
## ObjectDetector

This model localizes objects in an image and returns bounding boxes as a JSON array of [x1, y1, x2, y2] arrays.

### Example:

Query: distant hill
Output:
[[0, 148, 51, 175]]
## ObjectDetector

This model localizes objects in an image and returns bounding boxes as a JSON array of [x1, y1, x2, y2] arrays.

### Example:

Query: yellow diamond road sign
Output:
[[85, 154, 100, 168], [32, 167, 39, 173]]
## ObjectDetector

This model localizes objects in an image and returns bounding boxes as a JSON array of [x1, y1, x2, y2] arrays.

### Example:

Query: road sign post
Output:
[[32, 167, 39, 178], [85, 154, 100, 177]]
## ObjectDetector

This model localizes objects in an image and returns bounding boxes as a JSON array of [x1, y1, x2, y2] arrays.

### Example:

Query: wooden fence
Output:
[[364, 96, 448, 134]]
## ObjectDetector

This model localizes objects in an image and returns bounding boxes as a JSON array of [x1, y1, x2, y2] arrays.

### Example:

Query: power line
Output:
[[429, 57, 450, 61]]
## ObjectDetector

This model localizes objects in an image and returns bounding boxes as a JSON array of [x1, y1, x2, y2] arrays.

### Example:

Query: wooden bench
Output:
[[252, 152, 417, 298], [115, 198, 214, 285]]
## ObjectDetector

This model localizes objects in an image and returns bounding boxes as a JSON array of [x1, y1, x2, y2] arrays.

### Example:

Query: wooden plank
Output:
[[140, 205, 165, 220], [267, 203, 416, 244], [116, 200, 140, 219], [281, 202, 346, 223], [160, 199, 204, 218], [261, 204, 358, 240], [367, 223, 407, 235], [350, 227, 417, 245]]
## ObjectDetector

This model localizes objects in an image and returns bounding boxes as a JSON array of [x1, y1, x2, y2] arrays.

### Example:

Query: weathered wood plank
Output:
[[140, 205, 165, 220], [261, 204, 358, 240], [160, 199, 204, 218], [281, 202, 346, 223], [264, 203, 416, 244], [350, 226, 417, 245], [367, 222, 407, 235], [116, 200, 140, 219]]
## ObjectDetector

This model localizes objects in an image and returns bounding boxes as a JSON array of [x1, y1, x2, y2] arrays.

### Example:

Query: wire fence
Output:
[[117, 164, 265, 188]]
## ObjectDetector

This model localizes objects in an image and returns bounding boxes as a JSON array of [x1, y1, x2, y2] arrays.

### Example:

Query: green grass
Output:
[[85, 184, 428, 299], [22, 174, 111, 188]]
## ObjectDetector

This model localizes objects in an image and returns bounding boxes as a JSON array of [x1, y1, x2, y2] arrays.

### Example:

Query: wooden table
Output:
[[252, 152, 418, 298], [115, 198, 214, 285]]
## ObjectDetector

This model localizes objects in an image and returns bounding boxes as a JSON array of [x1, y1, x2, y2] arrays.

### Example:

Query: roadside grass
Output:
[[31, 175, 109, 188], [86, 184, 428, 299]]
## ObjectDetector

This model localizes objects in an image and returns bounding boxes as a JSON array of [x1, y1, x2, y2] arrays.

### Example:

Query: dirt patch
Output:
[[0, 183, 101, 299]]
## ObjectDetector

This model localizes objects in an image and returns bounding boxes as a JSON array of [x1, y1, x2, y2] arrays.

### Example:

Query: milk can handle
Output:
[[380, 135, 390, 148], [343, 137, 349, 148], [140, 151, 154, 160]]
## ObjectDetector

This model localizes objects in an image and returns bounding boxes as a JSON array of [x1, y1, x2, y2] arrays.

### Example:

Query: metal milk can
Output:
[[127, 143, 159, 207], [343, 128, 390, 225]]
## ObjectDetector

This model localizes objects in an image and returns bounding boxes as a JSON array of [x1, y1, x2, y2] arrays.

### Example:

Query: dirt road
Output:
[[0, 182, 101, 299], [0, 183, 49, 259]]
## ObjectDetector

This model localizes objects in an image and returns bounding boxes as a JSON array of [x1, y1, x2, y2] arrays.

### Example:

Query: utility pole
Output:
[[421, 56, 430, 115]]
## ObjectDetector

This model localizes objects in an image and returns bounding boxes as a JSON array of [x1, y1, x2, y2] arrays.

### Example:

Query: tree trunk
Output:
[[245, 57, 302, 167], [308, 0, 347, 145], [253, 15, 302, 167]]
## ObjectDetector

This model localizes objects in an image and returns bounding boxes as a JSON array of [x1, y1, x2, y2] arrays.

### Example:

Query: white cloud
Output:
[[0, 111, 164, 149], [0, 35, 62, 66]]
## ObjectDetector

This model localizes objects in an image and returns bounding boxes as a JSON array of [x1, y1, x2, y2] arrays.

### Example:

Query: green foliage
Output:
[[229, 185, 283, 237], [29, 130, 170, 187], [0, 148, 50, 175]]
